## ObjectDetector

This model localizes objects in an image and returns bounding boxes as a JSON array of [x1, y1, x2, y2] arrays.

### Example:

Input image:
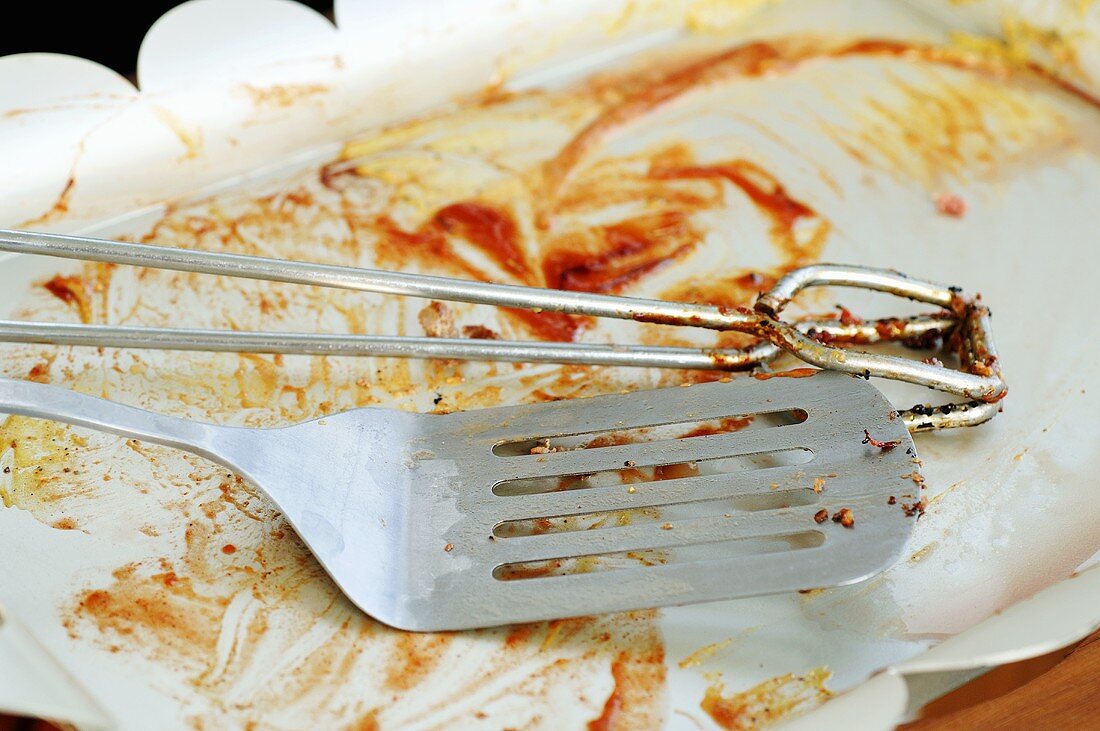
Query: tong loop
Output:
[[756, 265, 1005, 431]]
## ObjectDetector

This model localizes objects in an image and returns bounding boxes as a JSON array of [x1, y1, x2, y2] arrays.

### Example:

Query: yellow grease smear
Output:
[[701, 667, 832, 730], [152, 106, 204, 160], [678, 637, 733, 669], [243, 83, 329, 110], [950, 8, 1093, 82], [820, 73, 1071, 186], [0, 416, 88, 514], [685, 0, 774, 34]]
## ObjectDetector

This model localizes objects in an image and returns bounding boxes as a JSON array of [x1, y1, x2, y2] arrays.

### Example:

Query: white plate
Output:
[[1, 0, 1099, 728]]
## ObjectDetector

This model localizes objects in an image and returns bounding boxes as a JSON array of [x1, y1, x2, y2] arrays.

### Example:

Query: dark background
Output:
[[3, 1, 335, 79]]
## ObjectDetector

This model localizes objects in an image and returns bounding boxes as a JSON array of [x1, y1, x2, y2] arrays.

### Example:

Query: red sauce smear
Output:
[[539, 36, 1100, 213], [651, 161, 813, 236], [434, 202, 528, 281], [43, 275, 92, 323], [650, 160, 823, 263], [541, 41, 785, 211], [541, 211, 696, 293], [43, 276, 80, 305], [27, 361, 51, 383], [588, 654, 628, 731], [679, 416, 754, 438], [372, 202, 585, 341]]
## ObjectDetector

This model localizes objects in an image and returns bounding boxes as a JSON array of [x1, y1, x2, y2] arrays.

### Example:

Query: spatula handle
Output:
[[0, 377, 234, 467]]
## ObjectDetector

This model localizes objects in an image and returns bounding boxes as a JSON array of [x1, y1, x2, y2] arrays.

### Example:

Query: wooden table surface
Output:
[[901, 629, 1100, 729], [3, 630, 1098, 729]]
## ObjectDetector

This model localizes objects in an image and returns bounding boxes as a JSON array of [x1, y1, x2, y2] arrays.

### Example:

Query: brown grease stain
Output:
[[348, 710, 380, 731], [72, 563, 228, 661]]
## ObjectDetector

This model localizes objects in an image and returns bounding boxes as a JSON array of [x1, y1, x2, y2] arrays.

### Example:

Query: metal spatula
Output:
[[0, 369, 917, 631]]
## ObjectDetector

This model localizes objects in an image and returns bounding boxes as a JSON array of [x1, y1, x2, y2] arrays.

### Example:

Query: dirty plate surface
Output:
[[1, 0, 1099, 728]]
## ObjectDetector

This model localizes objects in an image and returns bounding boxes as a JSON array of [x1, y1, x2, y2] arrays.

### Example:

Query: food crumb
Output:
[[813, 509, 828, 524], [812, 477, 826, 494], [901, 500, 926, 518], [836, 305, 861, 326], [461, 324, 500, 340], [831, 508, 854, 528], [887, 496, 896, 505], [660, 523, 673, 530], [935, 192, 967, 217], [418, 301, 457, 338], [862, 429, 901, 451], [529, 439, 559, 455], [221, 544, 236, 554], [444, 543, 454, 552]]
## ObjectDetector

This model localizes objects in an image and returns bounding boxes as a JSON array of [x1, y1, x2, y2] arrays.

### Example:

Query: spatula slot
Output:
[[492, 486, 819, 538], [491, 409, 808, 456], [491, 531, 825, 580], [492, 448, 814, 496]]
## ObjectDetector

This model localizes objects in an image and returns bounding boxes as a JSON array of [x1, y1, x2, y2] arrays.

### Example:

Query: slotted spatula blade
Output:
[[0, 370, 917, 631], [397, 370, 918, 630]]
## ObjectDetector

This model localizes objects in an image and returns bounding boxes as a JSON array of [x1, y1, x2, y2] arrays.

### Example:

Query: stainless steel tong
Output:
[[0, 228, 1005, 432]]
